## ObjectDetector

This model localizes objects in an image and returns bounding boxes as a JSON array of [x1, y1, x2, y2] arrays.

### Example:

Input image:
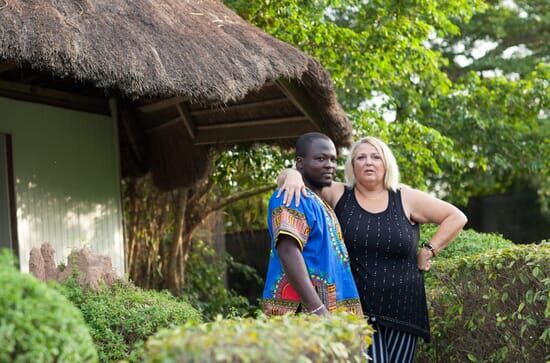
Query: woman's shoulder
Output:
[[321, 181, 347, 208]]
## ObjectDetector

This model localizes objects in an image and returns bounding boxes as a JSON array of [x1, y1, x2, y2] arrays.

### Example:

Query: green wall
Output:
[[0, 97, 124, 274]]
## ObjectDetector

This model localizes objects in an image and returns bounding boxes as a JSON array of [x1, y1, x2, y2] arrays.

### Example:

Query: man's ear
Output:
[[295, 157, 304, 172]]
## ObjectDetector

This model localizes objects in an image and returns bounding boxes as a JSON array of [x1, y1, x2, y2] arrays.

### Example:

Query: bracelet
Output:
[[423, 243, 436, 257], [308, 304, 325, 314]]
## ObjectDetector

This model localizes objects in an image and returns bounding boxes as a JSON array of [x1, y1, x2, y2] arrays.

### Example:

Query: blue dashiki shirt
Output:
[[262, 188, 363, 316]]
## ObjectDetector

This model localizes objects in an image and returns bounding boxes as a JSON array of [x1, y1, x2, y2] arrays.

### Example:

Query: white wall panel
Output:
[[0, 97, 124, 275]]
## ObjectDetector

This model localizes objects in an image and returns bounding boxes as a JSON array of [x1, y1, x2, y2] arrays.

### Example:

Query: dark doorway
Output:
[[0, 134, 18, 258]]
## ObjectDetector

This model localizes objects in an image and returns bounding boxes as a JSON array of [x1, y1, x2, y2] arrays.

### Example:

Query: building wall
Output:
[[0, 96, 124, 274]]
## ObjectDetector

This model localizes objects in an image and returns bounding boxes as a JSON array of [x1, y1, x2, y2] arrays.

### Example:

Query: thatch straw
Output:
[[0, 0, 353, 188], [0, 0, 313, 103]]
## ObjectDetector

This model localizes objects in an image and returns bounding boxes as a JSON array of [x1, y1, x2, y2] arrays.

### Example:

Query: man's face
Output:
[[297, 138, 337, 189]]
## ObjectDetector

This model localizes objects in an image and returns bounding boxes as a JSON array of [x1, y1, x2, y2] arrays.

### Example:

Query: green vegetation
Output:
[[417, 243, 550, 362], [0, 250, 98, 363], [139, 312, 374, 363], [222, 0, 549, 229], [125, 0, 548, 293], [56, 279, 201, 363], [421, 225, 514, 260], [183, 239, 261, 319]]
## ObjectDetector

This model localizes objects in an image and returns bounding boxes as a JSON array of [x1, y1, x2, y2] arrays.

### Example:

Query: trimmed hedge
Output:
[[140, 312, 374, 362], [56, 279, 201, 363], [420, 225, 514, 260], [417, 243, 550, 362], [0, 250, 98, 363]]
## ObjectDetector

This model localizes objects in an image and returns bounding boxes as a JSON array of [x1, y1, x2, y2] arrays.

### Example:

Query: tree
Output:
[[420, 0, 550, 206], [434, 0, 549, 80], [125, 145, 290, 293], [125, 0, 548, 293]]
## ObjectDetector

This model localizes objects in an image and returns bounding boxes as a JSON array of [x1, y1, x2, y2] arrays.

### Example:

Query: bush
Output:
[[56, 279, 201, 363], [184, 239, 259, 319], [417, 244, 550, 362], [0, 249, 98, 363], [139, 312, 374, 362], [420, 225, 514, 260]]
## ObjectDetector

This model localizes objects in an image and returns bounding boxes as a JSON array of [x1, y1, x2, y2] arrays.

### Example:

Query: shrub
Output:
[[417, 244, 550, 362], [139, 312, 374, 363], [184, 239, 259, 319], [56, 278, 201, 363], [420, 225, 514, 260], [0, 249, 98, 363]]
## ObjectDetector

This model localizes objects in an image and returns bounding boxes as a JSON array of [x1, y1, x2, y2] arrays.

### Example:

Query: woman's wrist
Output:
[[423, 242, 437, 257]]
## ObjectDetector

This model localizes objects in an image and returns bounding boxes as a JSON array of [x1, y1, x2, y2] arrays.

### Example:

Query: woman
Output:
[[277, 136, 467, 363]]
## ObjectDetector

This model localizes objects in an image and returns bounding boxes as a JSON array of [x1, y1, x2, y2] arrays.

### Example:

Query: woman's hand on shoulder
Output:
[[276, 169, 307, 207]]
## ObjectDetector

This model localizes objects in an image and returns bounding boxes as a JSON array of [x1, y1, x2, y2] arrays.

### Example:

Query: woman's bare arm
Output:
[[402, 186, 468, 269], [275, 168, 346, 208]]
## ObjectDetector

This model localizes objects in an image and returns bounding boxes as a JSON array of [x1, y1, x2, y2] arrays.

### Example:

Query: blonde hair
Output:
[[344, 136, 400, 191]]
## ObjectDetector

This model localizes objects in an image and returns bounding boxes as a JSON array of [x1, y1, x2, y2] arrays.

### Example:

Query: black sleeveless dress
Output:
[[334, 187, 430, 341]]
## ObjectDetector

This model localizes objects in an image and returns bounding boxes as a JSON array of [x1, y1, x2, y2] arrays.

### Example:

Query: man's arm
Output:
[[276, 236, 329, 316]]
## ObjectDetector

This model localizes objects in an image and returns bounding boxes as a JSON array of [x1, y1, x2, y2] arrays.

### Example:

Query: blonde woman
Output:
[[277, 136, 467, 363]]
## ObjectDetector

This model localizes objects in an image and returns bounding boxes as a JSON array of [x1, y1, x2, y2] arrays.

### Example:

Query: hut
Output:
[[0, 0, 351, 275]]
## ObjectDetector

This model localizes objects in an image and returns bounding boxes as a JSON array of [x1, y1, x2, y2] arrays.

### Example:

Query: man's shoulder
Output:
[[268, 189, 319, 210]]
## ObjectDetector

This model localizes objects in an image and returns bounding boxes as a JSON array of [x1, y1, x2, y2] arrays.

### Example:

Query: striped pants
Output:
[[367, 323, 418, 363]]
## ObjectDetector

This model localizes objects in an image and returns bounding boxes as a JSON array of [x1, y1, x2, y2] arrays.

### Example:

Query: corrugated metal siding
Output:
[[0, 96, 124, 275]]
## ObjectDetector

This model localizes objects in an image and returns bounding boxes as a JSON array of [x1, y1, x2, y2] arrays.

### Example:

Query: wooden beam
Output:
[[275, 79, 325, 132], [143, 117, 182, 133], [138, 96, 190, 113], [118, 102, 146, 166], [197, 116, 308, 130], [176, 102, 197, 139], [0, 79, 109, 114], [193, 117, 314, 145], [190, 97, 289, 116]]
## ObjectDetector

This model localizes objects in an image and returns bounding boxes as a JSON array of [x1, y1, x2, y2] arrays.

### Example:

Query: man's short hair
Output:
[[295, 132, 332, 158]]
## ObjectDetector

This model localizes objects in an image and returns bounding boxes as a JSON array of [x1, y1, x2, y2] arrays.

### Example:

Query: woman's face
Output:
[[353, 142, 386, 187]]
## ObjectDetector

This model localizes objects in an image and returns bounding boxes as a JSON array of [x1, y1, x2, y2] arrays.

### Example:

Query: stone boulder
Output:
[[29, 243, 118, 290]]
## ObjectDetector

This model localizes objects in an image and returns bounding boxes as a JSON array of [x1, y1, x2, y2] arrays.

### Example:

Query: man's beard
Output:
[[305, 177, 332, 189]]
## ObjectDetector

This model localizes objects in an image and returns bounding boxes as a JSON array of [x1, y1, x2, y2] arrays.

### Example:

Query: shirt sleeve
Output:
[[270, 200, 311, 251]]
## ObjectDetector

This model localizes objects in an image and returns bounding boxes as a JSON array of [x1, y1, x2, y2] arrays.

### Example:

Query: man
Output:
[[262, 132, 362, 316]]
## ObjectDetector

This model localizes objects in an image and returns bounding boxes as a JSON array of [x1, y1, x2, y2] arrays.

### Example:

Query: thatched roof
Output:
[[0, 0, 352, 189]]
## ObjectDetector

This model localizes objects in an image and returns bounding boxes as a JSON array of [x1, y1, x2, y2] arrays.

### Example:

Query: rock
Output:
[[57, 246, 118, 291], [29, 243, 118, 290], [41, 242, 58, 280], [29, 247, 46, 282]]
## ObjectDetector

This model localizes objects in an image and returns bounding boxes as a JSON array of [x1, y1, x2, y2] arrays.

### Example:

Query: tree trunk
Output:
[[166, 189, 188, 294], [123, 173, 273, 294]]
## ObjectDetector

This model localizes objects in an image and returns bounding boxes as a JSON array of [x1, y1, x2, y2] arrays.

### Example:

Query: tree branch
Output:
[[205, 184, 276, 215]]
